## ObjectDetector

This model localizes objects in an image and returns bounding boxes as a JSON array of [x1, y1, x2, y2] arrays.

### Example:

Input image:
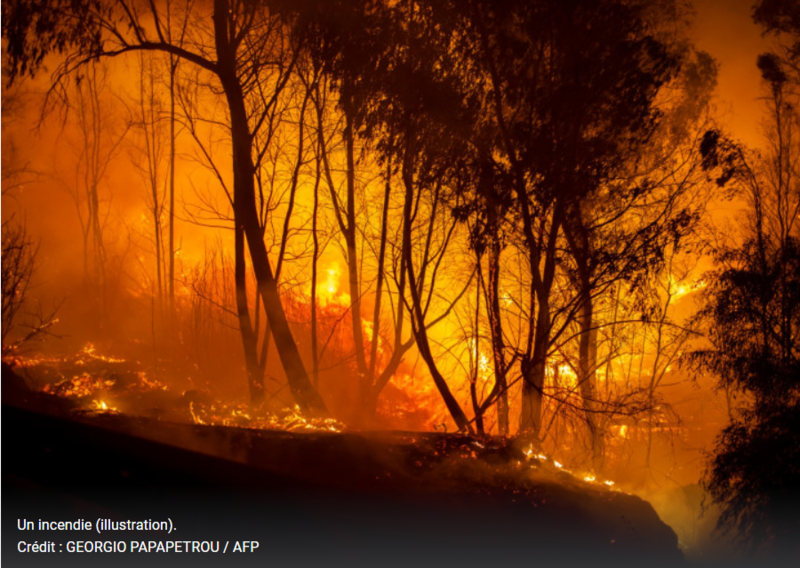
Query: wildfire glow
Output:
[[43, 374, 115, 398], [523, 447, 549, 462], [545, 364, 578, 388], [467, 338, 494, 383], [79, 342, 125, 363], [189, 402, 345, 433], [669, 276, 707, 300], [89, 400, 118, 413], [319, 264, 350, 306]]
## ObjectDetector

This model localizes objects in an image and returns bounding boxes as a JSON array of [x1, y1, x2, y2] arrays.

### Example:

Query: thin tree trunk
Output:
[[343, 112, 368, 385], [401, 154, 472, 433], [360, 148, 400, 420], [520, 300, 549, 435], [169, 53, 177, 310], [311, 138, 322, 388], [235, 224, 265, 407], [470, 265, 484, 435], [487, 240, 509, 435], [369, 149, 392, 387], [365, 236, 413, 419], [214, 0, 326, 416], [518, 197, 562, 438], [578, 294, 603, 471]]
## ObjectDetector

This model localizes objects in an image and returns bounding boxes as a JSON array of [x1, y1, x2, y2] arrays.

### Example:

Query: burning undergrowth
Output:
[[188, 402, 344, 433], [3, 349, 684, 566], [5, 342, 647, 549], [370, 433, 620, 502], [6, 344, 620, 494], [8, 344, 346, 433]]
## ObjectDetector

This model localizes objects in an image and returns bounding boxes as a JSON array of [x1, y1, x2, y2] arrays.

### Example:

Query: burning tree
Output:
[[278, 0, 714, 459], [0, 1, 734, 480], [2, 0, 328, 414]]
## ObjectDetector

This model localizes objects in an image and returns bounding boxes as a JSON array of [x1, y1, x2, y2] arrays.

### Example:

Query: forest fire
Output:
[[79, 342, 126, 364], [85, 399, 119, 415], [188, 402, 345, 433], [42, 374, 116, 399], [3, 0, 800, 566], [14, 344, 346, 434]]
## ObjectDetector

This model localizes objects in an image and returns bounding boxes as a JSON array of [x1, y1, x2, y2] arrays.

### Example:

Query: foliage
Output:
[[1, 0, 110, 84], [753, 0, 800, 61], [1, 220, 37, 346], [696, 236, 800, 551], [693, 16, 800, 551]]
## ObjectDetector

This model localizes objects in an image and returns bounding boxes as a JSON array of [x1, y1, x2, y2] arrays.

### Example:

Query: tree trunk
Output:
[[368, 153, 392, 386], [519, 300, 549, 435], [578, 294, 603, 471], [235, 224, 265, 407], [343, 113, 368, 388], [168, 53, 177, 310], [401, 156, 472, 433], [361, 149, 412, 421], [311, 139, 321, 389], [486, 213, 509, 435], [214, 0, 327, 416]]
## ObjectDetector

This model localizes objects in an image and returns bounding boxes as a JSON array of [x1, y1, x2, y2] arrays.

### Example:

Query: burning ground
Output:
[[3, 357, 683, 567]]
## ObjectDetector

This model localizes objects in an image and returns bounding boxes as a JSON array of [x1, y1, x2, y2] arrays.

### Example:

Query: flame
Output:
[[523, 446, 549, 462], [11, 354, 66, 368], [188, 402, 345, 433], [319, 263, 351, 306], [362, 319, 385, 358], [381, 372, 450, 429], [546, 363, 578, 388], [43, 374, 116, 398], [137, 371, 168, 391], [669, 276, 707, 300], [79, 342, 126, 363], [25, 344, 345, 434], [89, 399, 118, 413], [478, 354, 491, 381], [467, 338, 493, 383], [519, 446, 618, 488]]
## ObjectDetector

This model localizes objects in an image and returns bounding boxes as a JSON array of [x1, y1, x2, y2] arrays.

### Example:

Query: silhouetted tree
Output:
[[2, 0, 328, 415], [695, 34, 800, 552], [1, 80, 57, 355], [132, 52, 169, 305], [296, 0, 478, 431]]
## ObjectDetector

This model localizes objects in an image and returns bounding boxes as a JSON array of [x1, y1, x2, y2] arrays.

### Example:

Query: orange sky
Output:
[[692, 0, 774, 147]]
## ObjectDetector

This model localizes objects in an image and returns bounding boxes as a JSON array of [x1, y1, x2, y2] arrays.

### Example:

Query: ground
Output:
[[3, 362, 683, 567]]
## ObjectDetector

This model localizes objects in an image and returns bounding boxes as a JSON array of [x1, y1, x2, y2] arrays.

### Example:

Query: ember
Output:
[[78, 342, 126, 364], [42, 374, 115, 399], [189, 402, 345, 433]]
